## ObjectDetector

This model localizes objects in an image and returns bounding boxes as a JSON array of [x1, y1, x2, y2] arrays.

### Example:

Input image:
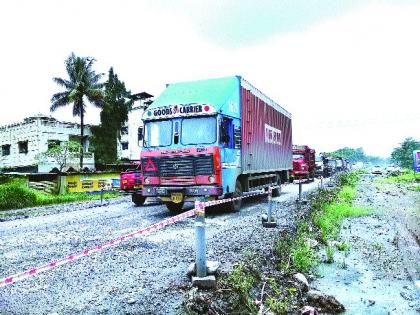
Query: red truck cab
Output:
[[120, 160, 145, 206], [290, 145, 316, 181]]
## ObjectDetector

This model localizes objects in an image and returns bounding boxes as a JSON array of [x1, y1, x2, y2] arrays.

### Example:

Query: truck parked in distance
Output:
[[140, 76, 292, 212], [315, 154, 325, 177], [290, 145, 316, 181], [120, 160, 145, 206], [323, 157, 338, 177]]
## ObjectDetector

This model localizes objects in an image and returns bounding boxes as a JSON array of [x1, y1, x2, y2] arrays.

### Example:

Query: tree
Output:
[[50, 53, 104, 170], [391, 137, 420, 169], [327, 147, 366, 162], [37, 141, 81, 173], [91, 67, 133, 164]]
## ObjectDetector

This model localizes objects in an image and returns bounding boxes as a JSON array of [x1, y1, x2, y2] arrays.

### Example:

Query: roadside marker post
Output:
[[296, 180, 307, 205], [262, 187, 277, 228], [194, 200, 207, 278]]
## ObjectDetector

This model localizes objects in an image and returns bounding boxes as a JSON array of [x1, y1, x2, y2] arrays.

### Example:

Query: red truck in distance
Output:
[[290, 145, 316, 181], [119, 160, 145, 206]]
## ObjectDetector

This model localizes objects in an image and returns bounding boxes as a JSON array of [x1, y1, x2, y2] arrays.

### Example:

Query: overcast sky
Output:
[[0, 0, 419, 157]]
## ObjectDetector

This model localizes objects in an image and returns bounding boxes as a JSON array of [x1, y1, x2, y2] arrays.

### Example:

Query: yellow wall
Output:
[[65, 173, 120, 193]]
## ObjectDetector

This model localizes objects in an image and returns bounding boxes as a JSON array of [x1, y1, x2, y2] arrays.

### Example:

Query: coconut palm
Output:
[[50, 53, 104, 170]]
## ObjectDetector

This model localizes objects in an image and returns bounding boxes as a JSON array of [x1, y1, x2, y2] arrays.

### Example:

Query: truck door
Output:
[[220, 116, 241, 193]]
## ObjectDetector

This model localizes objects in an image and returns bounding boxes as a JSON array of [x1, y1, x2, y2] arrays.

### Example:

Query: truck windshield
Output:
[[144, 120, 172, 147], [293, 153, 304, 159], [181, 116, 217, 145]]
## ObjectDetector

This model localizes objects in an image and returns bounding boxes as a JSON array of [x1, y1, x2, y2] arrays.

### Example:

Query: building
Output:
[[117, 92, 153, 161], [0, 114, 95, 173]]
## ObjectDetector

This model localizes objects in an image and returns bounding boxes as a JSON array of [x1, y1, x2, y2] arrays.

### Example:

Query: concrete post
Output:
[[298, 180, 303, 201], [320, 176, 324, 189], [267, 187, 273, 222], [195, 200, 207, 278], [262, 187, 277, 228]]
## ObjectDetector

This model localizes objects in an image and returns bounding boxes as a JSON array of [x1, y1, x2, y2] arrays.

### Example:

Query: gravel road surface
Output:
[[0, 179, 324, 315]]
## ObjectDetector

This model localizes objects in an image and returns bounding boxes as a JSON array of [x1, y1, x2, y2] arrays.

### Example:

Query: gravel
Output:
[[0, 179, 324, 314]]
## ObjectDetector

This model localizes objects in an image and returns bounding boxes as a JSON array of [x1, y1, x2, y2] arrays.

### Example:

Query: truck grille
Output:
[[142, 154, 214, 177], [161, 176, 195, 185]]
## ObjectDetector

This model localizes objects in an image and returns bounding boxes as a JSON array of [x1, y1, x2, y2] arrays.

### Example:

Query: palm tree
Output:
[[50, 53, 104, 170]]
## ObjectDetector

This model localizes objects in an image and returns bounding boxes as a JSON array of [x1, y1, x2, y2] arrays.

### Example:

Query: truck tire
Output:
[[132, 194, 146, 206], [228, 181, 243, 212], [166, 201, 184, 213]]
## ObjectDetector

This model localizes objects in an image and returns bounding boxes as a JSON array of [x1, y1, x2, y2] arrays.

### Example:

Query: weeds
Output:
[[219, 263, 258, 313], [0, 179, 119, 211], [312, 172, 371, 243], [336, 242, 350, 252], [372, 242, 383, 250], [273, 223, 318, 274], [325, 246, 334, 263]]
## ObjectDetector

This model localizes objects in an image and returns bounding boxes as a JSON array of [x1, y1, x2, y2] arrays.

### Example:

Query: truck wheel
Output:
[[228, 181, 243, 212], [166, 202, 184, 213], [132, 194, 146, 206]]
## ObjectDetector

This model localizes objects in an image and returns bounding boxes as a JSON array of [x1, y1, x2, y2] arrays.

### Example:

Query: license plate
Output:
[[171, 192, 183, 204]]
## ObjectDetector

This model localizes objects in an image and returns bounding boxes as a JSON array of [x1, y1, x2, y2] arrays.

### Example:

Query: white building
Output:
[[117, 92, 153, 161], [0, 114, 95, 173]]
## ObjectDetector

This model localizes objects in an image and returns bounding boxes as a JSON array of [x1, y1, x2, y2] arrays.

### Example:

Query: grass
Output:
[[273, 223, 319, 274], [325, 246, 334, 263], [377, 170, 419, 183], [0, 179, 119, 211], [219, 263, 258, 313], [312, 172, 371, 243]]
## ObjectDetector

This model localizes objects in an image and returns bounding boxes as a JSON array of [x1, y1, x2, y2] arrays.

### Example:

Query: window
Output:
[[144, 120, 172, 147], [121, 142, 129, 150], [181, 117, 217, 145], [48, 140, 61, 149], [2, 144, 10, 156], [138, 127, 144, 141], [121, 126, 128, 135], [18, 141, 28, 154]]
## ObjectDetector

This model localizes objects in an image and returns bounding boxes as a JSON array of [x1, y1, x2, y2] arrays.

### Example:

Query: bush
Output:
[[0, 182, 37, 210]]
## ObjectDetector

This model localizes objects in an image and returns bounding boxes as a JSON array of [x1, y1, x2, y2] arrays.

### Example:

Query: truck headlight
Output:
[[208, 175, 215, 183], [301, 166, 305, 171], [144, 177, 150, 184]]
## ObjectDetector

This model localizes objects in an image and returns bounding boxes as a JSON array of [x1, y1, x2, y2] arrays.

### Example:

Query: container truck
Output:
[[120, 160, 145, 206], [289, 145, 316, 181], [140, 76, 292, 212]]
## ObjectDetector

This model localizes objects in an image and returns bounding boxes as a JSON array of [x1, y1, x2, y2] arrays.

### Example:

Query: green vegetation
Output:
[[0, 179, 118, 211], [37, 141, 82, 173], [312, 172, 371, 243], [379, 170, 418, 183], [323, 147, 384, 164], [91, 67, 134, 164], [336, 242, 350, 252], [391, 137, 420, 169], [325, 246, 334, 263], [274, 223, 319, 274], [219, 263, 258, 313], [51, 52, 104, 170]]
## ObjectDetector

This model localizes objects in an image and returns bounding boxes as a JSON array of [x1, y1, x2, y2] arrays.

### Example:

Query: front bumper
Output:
[[142, 185, 223, 197]]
